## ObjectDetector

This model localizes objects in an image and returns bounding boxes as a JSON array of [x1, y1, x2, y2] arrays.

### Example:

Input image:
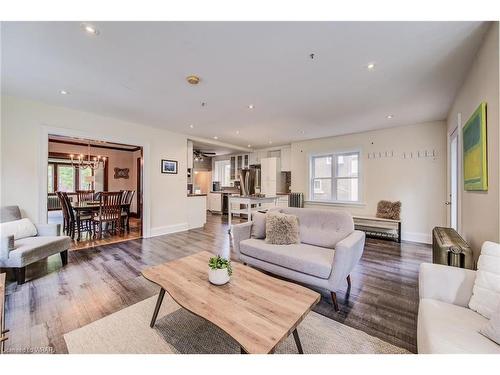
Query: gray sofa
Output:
[[0, 206, 71, 284], [231, 207, 365, 311]]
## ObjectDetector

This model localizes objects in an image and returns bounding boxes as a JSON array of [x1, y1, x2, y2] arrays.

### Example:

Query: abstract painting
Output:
[[463, 102, 487, 191]]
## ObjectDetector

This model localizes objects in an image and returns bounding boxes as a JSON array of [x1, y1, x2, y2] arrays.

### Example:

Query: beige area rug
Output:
[[64, 294, 410, 354]]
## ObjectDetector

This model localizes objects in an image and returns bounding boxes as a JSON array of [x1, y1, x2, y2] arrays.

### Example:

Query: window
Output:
[[47, 164, 54, 193], [48, 156, 105, 193], [57, 165, 75, 192], [79, 167, 93, 190], [310, 151, 360, 203]]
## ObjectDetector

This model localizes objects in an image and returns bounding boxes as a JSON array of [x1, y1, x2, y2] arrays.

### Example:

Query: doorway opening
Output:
[[46, 135, 143, 250]]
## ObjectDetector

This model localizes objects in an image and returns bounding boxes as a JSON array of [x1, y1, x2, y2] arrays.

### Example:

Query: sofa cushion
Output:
[[480, 303, 500, 345], [417, 298, 500, 354], [469, 241, 500, 319], [0, 236, 71, 268], [0, 218, 38, 240], [251, 212, 266, 239], [279, 207, 353, 249], [265, 212, 300, 245], [0, 205, 22, 223], [240, 238, 334, 279]]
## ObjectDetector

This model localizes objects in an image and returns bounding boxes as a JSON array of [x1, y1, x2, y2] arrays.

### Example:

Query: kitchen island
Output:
[[187, 194, 207, 229], [228, 195, 279, 229]]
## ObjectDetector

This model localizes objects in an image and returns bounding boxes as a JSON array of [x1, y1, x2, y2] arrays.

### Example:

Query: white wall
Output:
[[446, 22, 500, 258], [290, 121, 448, 243], [1, 95, 188, 237]]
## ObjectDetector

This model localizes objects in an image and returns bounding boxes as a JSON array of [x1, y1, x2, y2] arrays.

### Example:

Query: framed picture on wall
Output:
[[463, 102, 488, 191], [161, 159, 178, 174]]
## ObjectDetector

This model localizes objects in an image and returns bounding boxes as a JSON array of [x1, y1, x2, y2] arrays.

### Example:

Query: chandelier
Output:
[[69, 142, 106, 171]]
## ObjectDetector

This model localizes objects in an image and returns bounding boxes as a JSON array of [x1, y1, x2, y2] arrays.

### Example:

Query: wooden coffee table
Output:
[[142, 251, 320, 354]]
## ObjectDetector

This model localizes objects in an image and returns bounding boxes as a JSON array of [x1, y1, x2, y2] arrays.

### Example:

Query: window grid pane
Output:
[[57, 165, 75, 192], [311, 152, 360, 203]]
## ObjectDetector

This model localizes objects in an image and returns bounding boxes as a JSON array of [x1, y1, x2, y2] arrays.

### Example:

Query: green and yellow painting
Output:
[[463, 102, 487, 191]]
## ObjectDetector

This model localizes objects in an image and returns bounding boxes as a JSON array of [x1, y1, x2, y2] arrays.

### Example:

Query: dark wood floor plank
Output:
[[3, 212, 430, 354]]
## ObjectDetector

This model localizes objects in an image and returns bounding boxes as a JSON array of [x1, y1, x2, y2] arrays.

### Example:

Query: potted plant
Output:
[[208, 255, 232, 285]]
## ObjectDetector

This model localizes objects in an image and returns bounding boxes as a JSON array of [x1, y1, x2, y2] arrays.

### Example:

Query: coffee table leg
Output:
[[150, 288, 166, 328], [293, 328, 303, 354]]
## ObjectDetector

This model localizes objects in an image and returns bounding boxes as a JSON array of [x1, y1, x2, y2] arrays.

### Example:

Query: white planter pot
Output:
[[208, 268, 230, 285]]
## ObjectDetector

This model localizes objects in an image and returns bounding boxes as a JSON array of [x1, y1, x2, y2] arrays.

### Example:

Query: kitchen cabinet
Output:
[[230, 153, 250, 181], [277, 195, 289, 207], [208, 192, 222, 212], [187, 140, 194, 170], [280, 146, 291, 172], [261, 157, 281, 196]]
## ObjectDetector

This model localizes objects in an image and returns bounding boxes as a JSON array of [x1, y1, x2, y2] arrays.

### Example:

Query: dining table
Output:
[[70, 200, 127, 241]]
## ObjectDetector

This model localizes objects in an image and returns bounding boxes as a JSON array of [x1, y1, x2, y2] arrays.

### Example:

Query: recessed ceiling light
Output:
[[247, 144, 252, 148], [367, 62, 376, 71], [59, 90, 69, 95], [213, 136, 218, 140], [189, 124, 194, 129], [236, 130, 240, 135], [268, 140, 273, 144], [386, 114, 394, 119], [299, 130, 305, 134], [248, 104, 254, 109], [81, 23, 99, 35], [186, 75, 200, 85]]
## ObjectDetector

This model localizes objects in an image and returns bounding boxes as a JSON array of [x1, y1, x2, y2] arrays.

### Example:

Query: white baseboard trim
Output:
[[148, 223, 189, 238], [402, 231, 432, 244]]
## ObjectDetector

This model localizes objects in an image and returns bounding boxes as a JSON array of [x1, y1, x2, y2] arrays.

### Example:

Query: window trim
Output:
[[308, 149, 362, 205]]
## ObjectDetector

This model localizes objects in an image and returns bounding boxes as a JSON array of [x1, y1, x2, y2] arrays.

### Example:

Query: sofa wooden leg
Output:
[[15, 267, 26, 285], [60, 250, 68, 266], [330, 291, 340, 312], [347, 274, 351, 288]]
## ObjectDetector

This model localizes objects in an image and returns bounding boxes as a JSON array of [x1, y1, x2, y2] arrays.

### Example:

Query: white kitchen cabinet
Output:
[[261, 157, 281, 196], [208, 193, 222, 212], [280, 146, 291, 172], [277, 195, 289, 207], [187, 140, 194, 170], [230, 153, 250, 180]]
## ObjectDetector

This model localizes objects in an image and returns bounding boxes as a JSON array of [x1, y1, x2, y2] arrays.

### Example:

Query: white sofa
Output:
[[231, 207, 365, 311], [418, 262, 500, 353]]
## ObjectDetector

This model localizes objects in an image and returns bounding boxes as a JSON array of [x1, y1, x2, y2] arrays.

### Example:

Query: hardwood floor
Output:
[[3, 212, 430, 354], [49, 210, 142, 251]]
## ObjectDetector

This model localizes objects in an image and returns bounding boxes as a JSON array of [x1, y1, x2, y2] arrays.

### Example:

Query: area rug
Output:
[[64, 294, 410, 354]]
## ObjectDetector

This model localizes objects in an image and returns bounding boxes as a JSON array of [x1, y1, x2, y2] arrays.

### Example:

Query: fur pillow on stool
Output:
[[265, 212, 300, 245], [376, 200, 401, 220]]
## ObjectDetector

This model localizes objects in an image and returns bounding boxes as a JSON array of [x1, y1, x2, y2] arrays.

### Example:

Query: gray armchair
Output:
[[0, 206, 71, 284]]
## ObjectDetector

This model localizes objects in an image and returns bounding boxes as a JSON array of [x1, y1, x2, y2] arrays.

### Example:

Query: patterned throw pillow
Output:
[[265, 212, 300, 245]]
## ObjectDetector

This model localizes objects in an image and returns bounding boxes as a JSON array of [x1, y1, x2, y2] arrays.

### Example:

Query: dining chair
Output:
[[77, 190, 95, 202], [92, 191, 122, 239], [61, 192, 92, 240], [55, 191, 70, 235], [120, 190, 136, 232]]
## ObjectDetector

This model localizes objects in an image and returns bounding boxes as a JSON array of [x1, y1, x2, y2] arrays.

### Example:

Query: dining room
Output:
[[47, 135, 143, 250]]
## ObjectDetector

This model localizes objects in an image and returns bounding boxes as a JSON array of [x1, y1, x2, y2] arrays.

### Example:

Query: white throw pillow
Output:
[[480, 303, 500, 345], [469, 241, 500, 319], [0, 218, 38, 240]]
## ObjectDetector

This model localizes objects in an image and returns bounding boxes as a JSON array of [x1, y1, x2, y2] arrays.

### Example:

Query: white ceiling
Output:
[[1, 21, 489, 148]]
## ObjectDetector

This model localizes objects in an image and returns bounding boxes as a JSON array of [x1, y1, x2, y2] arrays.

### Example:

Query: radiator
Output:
[[289, 193, 304, 208], [47, 196, 61, 210], [432, 227, 474, 269]]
